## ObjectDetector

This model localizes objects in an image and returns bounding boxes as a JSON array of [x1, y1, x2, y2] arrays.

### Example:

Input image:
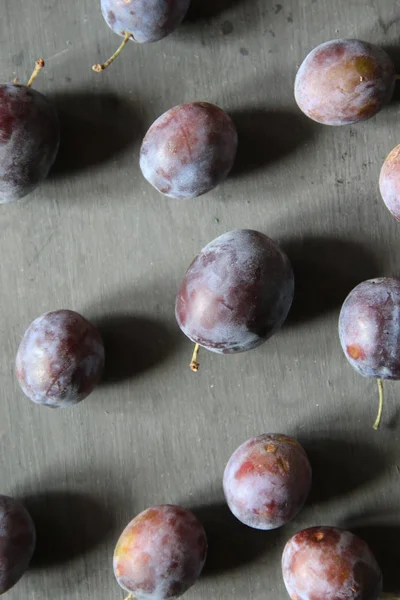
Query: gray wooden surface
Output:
[[1, 1, 400, 598]]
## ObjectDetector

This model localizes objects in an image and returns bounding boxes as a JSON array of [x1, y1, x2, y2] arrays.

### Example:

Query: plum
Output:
[[140, 102, 238, 199], [0, 60, 59, 203], [175, 229, 294, 370], [339, 277, 400, 428], [223, 434, 311, 530], [295, 39, 395, 125], [114, 505, 207, 599], [93, 0, 190, 71], [16, 309, 105, 408], [379, 144, 400, 220], [0, 495, 36, 594], [282, 526, 382, 600]]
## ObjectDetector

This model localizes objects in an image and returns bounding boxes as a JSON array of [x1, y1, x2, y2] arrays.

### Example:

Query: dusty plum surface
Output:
[[282, 527, 382, 600], [0, 84, 59, 202], [140, 102, 237, 199], [223, 434, 311, 530], [379, 144, 400, 220], [0, 495, 36, 594], [16, 310, 105, 407], [101, 0, 190, 43], [339, 277, 400, 379], [114, 505, 207, 599], [176, 229, 294, 353], [295, 39, 395, 125]]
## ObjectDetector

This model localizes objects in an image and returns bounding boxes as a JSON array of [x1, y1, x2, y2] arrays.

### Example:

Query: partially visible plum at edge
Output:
[[0, 495, 36, 594], [380, 144, 400, 221], [0, 84, 59, 203], [282, 526, 382, 600], [339, 277, 400, 380]]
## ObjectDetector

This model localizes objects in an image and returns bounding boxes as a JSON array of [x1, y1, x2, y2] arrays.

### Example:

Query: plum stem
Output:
[[190, 343, 200, 372], [92, 31, 132, 72], [395, 75, 400, 80], [26, 59, 45, 87], [123, 594, 134, 600], [381, 594, 400, 599], [373, 378, 384, 430]]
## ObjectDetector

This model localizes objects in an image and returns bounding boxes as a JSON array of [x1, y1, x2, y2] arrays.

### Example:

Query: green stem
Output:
[[26, 59, 45, 87], [190, 343, 200, 372], [92, 31, 132, 72], [372, 378, 384, 430]]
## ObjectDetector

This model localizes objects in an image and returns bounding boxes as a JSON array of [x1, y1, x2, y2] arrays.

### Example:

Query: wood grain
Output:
[[1, 1, 400, 598]]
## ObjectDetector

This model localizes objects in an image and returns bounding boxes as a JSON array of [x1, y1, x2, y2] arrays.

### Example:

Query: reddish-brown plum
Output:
[[295, 39, 395, 125], [16, 310, 105, 408], [0, 84, 59, 202], [114, 504, 207, 599], [0, 495, 36, 594], [379, 144, 400, 220], [140, 102, 237, 199], [223, 434, 311, 530], [100, 0, 190, 44], [339, 278, 400, 380], [282, 526, 382, 600], [175, 230, 294, 354]]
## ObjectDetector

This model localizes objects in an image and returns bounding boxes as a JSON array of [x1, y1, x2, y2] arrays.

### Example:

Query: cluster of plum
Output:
[[2, 0, 400, 597], [0, 432, 389, 600]]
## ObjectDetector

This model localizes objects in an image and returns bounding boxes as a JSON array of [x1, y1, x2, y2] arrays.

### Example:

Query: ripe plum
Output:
[[282, 526, 382, 600], [140, 102, 237, 199], [114, 505, 207, 599], [16, 310, 105, 408], [295, 39, 395, 125], [223, 434, 311, 530]]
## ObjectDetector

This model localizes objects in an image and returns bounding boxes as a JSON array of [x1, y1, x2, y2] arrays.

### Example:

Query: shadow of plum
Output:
[[342, 514, 400, 593], [191, 501, 284, 576], [229, 108, 316, 178], [297, 436, 388, 506], [282, 236, 382, 326], [96, 314, 181, 385], [48, 91, 139, 177], [22, 491, 115, 568]]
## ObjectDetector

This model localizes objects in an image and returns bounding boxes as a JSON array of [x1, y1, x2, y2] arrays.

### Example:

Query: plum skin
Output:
[[223, 434, 311, 530], [295, 39, 395, 125], [0, 495, 36, 594], [114, 505, 207, 599], [140, 102, 238, 199], [100, 0, 190, 43], [282, 526, 382, 600], [339, 278, 400, 379], [0, 84, 59, 203], [379, 144, 400, 220], [16, 310, 105, 408], [175, 229, 294, 354]]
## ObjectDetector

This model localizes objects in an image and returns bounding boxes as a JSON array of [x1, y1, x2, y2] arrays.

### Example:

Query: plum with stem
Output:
[[339, 277, 400, 429], [176, 229, 294, 370], [93, 0, 190, 72], [114, 505, 207, 599], [0, 59, 59, 203]]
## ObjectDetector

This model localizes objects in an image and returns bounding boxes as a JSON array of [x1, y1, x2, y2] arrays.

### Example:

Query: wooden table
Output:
[[1, 1, 400, 598]]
